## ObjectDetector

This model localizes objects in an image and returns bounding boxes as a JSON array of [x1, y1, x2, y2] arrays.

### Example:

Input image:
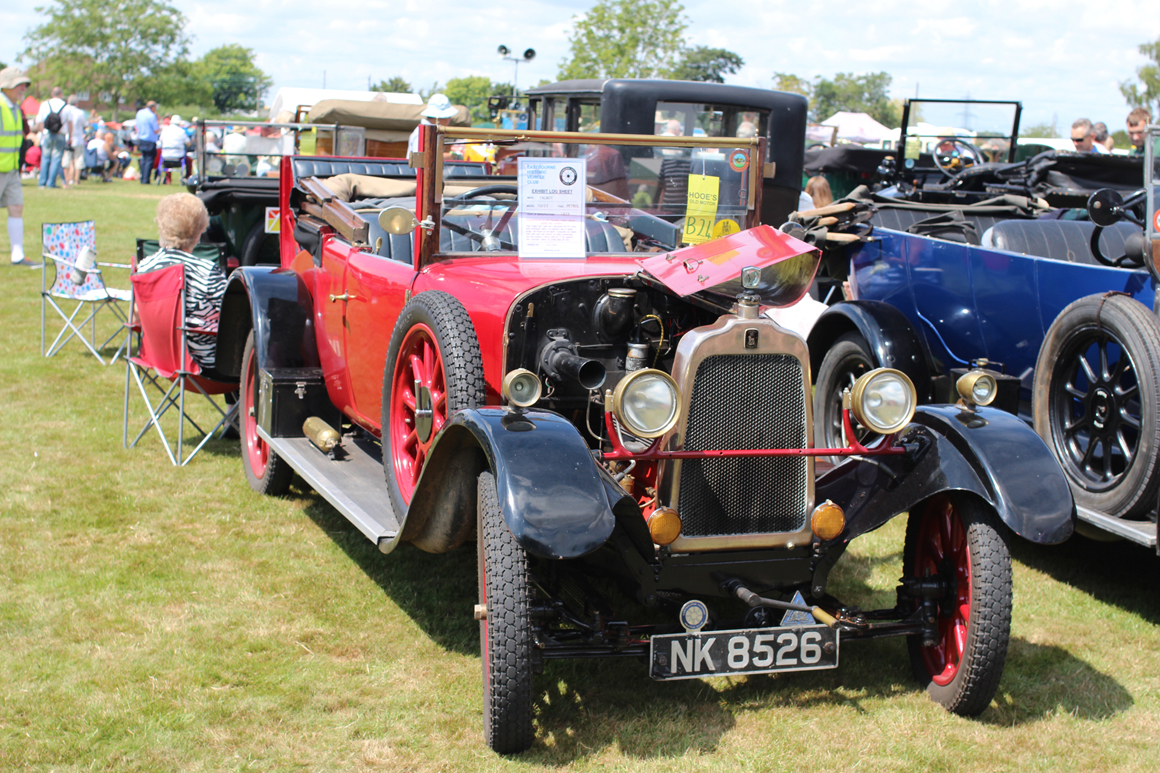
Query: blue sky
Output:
[[3, 0, 1158, 132]]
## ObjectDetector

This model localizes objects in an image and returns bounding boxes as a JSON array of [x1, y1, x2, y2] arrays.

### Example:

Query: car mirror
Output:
[[379, 206, 419, 235], [1087, 188, 1124, 227]]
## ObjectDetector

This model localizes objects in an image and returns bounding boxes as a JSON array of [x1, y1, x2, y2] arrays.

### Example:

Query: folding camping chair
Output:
[[41, 221, 132, 364], [122, 262, 239, 466]]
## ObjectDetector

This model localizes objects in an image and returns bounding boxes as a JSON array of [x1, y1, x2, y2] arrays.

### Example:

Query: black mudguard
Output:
[[818, 404, 1075, 546], [216, 266, 319, 379], [808, 300, 932, 402], [404, 407, 647, 560]]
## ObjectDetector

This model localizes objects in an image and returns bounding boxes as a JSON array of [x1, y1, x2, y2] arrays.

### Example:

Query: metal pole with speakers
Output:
[[497, 45, 536, 102]]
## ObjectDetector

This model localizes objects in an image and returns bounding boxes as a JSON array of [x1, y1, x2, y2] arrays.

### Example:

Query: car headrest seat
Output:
[[988, 219, 1141, 265]]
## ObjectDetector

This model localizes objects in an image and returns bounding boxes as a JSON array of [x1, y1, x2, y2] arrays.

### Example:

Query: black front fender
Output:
[[216, 266, 319, 379], [808, 300, 932, 402], [818, 404, 1075, 546], [405, 407, 647, 561]]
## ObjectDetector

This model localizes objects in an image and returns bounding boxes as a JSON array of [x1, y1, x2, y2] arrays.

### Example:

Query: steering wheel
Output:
[[932, 137, 983, 178], [443, 184, 520, 251]]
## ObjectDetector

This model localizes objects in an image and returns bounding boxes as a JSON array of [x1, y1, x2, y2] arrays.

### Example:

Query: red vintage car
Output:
[[209, 123, 1074, 754]]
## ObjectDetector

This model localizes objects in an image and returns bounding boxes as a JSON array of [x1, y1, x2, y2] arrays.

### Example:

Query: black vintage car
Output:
[[519, 79, 808, 228]]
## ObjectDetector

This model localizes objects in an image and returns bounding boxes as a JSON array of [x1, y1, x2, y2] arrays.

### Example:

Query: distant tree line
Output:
[[557, 0, 744, 83], [1121, 36, 1160, 118], [21, 0, 271, 117], [773, 72, 903, 128]]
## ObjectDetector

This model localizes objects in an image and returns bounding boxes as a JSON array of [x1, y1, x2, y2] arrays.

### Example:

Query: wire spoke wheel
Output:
[[905, 494, 1011, 716]]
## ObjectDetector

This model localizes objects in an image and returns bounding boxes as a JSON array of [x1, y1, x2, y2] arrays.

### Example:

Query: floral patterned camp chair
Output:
[[41, 221, 132, 364]]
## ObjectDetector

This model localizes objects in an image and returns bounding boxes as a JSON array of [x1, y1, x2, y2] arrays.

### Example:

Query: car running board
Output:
[[1075, 505, 1158, 550], [258, 427, 400, 547]]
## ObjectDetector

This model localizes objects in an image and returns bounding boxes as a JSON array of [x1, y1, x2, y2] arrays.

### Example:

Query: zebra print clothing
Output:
[[138, 246, 227, 369]]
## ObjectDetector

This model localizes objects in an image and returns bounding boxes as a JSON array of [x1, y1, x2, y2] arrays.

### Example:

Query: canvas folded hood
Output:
[[637, 225, 820, 308], [308, 99, 471, 131]]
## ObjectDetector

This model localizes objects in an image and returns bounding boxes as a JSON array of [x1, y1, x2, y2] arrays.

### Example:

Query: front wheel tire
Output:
[[382, 292, 485, 518], [1033, 294, 1160, 519], [478, 471, 535, 754], [813, 331, 874, 455], [905, 493, 1011, 716]]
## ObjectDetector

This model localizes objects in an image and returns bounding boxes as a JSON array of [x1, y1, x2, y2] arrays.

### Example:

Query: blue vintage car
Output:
[[807, 122, 1159, 548]]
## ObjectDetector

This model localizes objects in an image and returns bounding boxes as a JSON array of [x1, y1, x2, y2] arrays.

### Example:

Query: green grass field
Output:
[[2, 177, 1160, 771]]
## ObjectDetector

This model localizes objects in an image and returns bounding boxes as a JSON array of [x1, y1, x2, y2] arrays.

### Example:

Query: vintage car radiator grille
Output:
[[678, 353, 808, 537]]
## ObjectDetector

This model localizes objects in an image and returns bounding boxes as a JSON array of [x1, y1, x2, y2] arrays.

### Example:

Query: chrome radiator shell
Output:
[[659, 314, 814, 552]]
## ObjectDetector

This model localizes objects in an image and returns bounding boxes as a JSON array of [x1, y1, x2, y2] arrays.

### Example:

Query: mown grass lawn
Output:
[[2, 177, 1159, 771]]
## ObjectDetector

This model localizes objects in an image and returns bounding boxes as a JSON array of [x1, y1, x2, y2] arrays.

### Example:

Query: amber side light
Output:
[[811, 500, 846, 541], [648, 507, 682, 546]]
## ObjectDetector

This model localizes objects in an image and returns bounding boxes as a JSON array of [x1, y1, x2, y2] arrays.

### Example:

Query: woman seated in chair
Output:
[[138, 193, 226, 371]]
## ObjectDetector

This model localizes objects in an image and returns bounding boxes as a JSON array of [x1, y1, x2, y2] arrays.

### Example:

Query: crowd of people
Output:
[[1070, 108, 1153, 155], [11, 84, 199, 190], [0, 65, 211, 266]]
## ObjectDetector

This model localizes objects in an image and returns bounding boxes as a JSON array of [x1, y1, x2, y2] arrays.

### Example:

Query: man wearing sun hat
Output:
[[1, 66, 37, 266], [408, 93, 458, 156]]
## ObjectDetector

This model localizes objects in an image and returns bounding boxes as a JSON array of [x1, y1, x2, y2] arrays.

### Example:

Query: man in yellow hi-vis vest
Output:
[[1, 67, 34, 266]]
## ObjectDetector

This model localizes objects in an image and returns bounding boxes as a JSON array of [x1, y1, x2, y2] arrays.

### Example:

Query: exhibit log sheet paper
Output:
[[518, 157, 588, 259]]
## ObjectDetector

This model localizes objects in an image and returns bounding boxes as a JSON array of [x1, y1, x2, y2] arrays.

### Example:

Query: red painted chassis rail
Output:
[[600, 408, 905, 461]]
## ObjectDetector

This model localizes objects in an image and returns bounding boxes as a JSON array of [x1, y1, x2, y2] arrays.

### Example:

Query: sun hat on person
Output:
[[171, 114, 182, 124], [421, 94, 458, 119], [0, 67, 32, 89]]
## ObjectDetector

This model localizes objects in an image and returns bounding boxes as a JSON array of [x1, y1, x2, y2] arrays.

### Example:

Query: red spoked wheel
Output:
[[912, 496, 970, 685], [382, 292, 484, 517], [904, 493, 1012, 715], [241, 330, 293, 495], [390, 324, 447, 502]]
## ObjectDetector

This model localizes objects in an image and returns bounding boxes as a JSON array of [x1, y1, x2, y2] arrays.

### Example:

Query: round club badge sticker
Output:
[[728, 149, 750, 173], [1154, 209, 1160, 234], [712, 219, 741, 239], [559, 165, 578, 186]]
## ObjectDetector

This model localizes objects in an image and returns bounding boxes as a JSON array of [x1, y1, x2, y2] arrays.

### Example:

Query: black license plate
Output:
[[650, 624, 839, 680]]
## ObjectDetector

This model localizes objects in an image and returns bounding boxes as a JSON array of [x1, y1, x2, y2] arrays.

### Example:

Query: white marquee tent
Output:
[[819, 111, 894, 144]]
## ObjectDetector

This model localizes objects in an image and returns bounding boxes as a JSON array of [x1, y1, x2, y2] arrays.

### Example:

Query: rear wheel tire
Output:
[[241, 331, 293, 495], [905, 494, 1011, 716], [478, 471, 535, 754], [1033, 294, 1160, 519], [813, 332, 874, 455]]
